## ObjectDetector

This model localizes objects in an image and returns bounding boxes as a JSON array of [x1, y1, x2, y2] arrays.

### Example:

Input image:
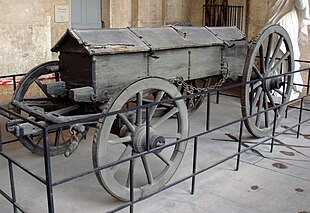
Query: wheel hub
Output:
[[131, 125, 165, 153], [264, 76, 283, 91]]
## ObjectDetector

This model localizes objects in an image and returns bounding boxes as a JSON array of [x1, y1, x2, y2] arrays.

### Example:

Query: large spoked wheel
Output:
[[13, 61, 73, 156], [93, 77, 188, 201], [241, 25, 294, 137]]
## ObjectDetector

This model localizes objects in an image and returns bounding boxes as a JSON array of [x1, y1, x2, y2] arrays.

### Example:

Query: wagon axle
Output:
[[131, 125, 165, 153], [264, 77, 283, 91]]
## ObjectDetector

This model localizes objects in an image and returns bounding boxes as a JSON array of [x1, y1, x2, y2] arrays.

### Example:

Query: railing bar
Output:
[[0, 189, 26, 213], [52, 114, 310, 192], [107, 133, 280, 212], [0, 152, 46, 184]]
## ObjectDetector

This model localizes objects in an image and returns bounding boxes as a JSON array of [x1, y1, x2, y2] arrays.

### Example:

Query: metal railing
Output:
[[0, 66, 309, 212], [203, 4, 244, 31]]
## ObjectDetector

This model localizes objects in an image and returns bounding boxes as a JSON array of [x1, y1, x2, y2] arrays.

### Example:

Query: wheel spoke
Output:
[[148, 91, 165, 120], [34, 79, 51, 98], [141, 156, 154, 184], [265, 90, 280, 117], [108, 135, 132, 145], [259, 46, 265, 74], [265, 90, 276, 107], [269, 51, 290, 74], [136, 91, 143, 126], [155, 153, 171, 166], [152, 107, 178, 128], [253, 65, 264, 79], [118, 114, 136, 132], [263, 92, 270, 128], [252, 80, 263, 90], [35, 134, 43, 146], [265, 34, 274, 70], [251, 87, 263, 111], [54, 129, 61, 147], [255, 91, 264, 126], [269, 36, 284, 70], [110, 145, 132, 176]]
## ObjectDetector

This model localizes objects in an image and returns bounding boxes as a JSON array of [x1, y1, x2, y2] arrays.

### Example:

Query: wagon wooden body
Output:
[[0, 24, 294, 201], [51, 26, 247, 102]]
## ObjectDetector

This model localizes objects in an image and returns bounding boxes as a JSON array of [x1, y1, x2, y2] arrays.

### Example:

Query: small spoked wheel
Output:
[[13, 61, 73, 156], [241, 25, 294, 137], [93, 77, 188, 201]]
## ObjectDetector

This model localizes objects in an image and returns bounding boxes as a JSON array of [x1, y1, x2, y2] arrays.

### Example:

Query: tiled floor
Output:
[[0, 95, 309, 213]]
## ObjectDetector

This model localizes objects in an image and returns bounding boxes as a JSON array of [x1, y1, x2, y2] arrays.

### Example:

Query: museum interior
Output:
[[0, 0, 310, 212]]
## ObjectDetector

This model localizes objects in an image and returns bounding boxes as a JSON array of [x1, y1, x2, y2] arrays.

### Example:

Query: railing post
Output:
[[43, 128, 55, 213], [307, 68, 310, 95], [8, 161, 17, 213], [129, 159, 135, 213], [0, 124, 2, 152], [250, 82, 253, 115], [191, 137, 198, 195], [206, 92, 211, 131], [145, 107, 150, 151], [297, 98, 304, 139], [270, 108, 278, 153], [235, 120, 243, 171], [13, 76, 17, 91]]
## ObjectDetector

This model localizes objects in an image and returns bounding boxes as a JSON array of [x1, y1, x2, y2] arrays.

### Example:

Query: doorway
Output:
[[71, 0, 102, 28]]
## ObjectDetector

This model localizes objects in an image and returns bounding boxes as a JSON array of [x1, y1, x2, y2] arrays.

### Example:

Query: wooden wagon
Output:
[[1, 24, 293, 201]]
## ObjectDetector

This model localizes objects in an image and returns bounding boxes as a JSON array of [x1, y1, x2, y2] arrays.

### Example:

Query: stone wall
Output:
[[0, 0, 69, 75]]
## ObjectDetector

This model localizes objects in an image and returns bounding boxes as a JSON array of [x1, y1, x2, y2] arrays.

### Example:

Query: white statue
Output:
[[265, 0, 310, 100]]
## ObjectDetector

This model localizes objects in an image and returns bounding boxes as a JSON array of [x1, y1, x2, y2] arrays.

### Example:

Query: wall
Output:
[[108, 0, 191, 28], [109, 0, 132, 28], [0, 0, 69, 75], [245, 0, 268, 39], [190, 0, 205, 26]]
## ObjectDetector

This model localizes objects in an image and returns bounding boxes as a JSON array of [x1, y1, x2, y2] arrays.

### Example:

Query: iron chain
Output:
[[176, 73, 229, 94]]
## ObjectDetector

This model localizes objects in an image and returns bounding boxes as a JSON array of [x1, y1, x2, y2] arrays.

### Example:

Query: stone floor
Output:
[[0, 94, 309, 213]]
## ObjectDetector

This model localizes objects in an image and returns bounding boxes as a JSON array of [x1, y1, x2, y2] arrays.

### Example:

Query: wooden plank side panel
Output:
[[94, 53, 147, 101], [149, 49, 188, 79], [222, 40, 247, 80], [190, 46, 223, 80]]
